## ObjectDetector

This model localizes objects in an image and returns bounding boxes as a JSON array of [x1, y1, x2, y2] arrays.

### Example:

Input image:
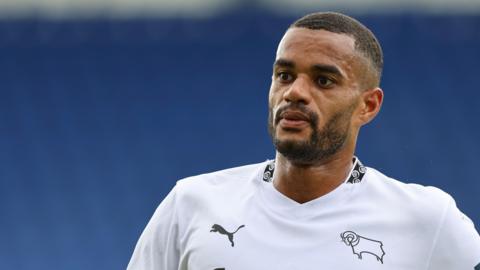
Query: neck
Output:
[[272, 148, 354, 204]]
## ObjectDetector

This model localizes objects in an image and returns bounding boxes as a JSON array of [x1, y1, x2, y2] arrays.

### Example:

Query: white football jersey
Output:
[[128, 158, 480, 270]]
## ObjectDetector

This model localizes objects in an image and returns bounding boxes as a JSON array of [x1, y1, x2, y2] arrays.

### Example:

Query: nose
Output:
[[282, 75, 312, 104]]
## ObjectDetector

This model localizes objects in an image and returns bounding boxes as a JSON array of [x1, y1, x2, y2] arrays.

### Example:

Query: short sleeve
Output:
[[427, 196, 480, 269], [127, 185, 180, 270]]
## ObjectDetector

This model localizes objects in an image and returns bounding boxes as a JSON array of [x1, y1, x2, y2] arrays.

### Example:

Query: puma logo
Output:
[[210, 224, 245, 247]]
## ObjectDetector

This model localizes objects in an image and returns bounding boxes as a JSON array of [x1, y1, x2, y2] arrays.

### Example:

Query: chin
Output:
[[276, 129, 310, 140]]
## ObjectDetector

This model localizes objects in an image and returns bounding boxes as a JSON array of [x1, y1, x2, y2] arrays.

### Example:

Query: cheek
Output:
[[268, 86, 279, 108], [269, 81, 286, 101], [268, 93, 281, 124]]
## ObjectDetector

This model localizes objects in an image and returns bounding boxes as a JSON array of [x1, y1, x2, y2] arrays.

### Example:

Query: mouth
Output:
[[278, 110, 310, 130]]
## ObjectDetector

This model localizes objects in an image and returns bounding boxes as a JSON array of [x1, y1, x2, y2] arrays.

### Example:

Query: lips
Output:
[[279, 111, 310, 122], [278, 110, 310, 129]]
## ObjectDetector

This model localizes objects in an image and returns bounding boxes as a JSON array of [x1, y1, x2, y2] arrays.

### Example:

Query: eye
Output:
[[276, 72, 294, 83], [316, 76, 335, 88]]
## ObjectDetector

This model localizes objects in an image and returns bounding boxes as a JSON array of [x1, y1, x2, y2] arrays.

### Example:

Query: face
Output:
[[268, 28, 366, 165]]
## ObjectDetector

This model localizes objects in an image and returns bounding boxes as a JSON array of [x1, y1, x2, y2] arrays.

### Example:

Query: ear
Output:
[[355, 87, 383, 126]]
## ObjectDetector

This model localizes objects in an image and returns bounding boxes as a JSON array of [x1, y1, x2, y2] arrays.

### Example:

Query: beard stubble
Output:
[[268, 102, 356, 165]]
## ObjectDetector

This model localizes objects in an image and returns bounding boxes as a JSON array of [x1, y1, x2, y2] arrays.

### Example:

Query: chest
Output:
[[177, 202, 432, 270]]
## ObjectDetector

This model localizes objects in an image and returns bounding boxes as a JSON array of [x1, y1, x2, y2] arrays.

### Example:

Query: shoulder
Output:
[[362, 167, 480, 267], [362, 167, 453, 225], [172, 160, 269, 203], [365, 167, 452, 205], [176, 161, 268, 187]]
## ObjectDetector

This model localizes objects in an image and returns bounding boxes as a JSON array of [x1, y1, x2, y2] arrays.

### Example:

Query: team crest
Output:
[[340, 231, 385, 264]]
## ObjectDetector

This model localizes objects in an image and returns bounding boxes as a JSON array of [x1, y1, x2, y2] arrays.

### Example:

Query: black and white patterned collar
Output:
[[262, 157, 367, 184]]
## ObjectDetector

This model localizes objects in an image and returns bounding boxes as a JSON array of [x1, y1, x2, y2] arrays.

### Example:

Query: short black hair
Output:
[[291, 12, 383, 87]]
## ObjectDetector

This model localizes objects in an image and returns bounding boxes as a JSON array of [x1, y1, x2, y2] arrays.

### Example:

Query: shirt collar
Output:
[[262, 156, 367, 184]]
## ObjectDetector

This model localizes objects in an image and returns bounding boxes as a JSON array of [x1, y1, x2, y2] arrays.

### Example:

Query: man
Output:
[[128, 12, 480, 269]]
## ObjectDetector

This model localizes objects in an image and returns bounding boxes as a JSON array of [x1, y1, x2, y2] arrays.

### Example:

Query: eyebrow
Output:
[[273, 59, 295, 69], [312, 64, 343, 77], [273, 58, 344, 78]]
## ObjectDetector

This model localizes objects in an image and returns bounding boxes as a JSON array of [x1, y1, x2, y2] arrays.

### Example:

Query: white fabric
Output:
[[128, 160, 480, 270]]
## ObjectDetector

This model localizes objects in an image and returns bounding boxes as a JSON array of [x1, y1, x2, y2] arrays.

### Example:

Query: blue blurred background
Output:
[[0, 0, 479, 269]]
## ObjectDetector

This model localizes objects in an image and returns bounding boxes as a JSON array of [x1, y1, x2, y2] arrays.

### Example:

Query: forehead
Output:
[[276, 28, 358, 68]]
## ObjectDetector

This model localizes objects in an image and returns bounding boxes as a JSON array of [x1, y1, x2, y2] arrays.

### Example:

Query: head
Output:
[[268, 12, 384, 166]]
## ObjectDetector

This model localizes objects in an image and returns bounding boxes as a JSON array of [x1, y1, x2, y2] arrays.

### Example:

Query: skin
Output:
[[268, 28, 384, 203]]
